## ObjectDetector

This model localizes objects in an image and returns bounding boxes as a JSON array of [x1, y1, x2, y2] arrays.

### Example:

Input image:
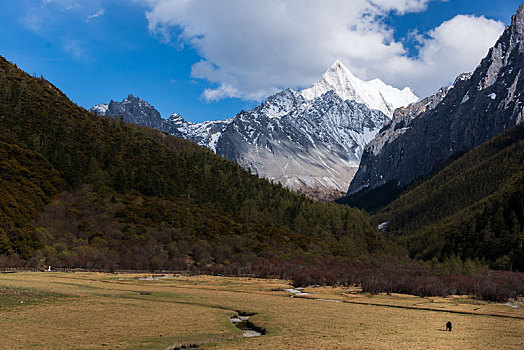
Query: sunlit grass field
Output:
[[0, 272, 522, 349]]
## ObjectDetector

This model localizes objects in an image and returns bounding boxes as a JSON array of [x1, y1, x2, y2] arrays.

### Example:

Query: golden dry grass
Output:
[[0, 273, 522, 349]]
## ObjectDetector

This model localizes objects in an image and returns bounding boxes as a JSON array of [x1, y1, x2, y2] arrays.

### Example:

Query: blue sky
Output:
[[0, 1, 521, 123]]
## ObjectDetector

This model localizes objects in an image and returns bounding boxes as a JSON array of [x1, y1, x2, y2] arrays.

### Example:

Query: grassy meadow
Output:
[[0, 272, 522, 349]]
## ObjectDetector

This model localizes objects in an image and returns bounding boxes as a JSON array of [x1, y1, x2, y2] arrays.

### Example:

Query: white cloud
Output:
[[143, 1, 504, 100], [380, 15, 505, 96], [87, 8, 105, 22], [203, 84, 242, 101], [24, 1, 103, 30], [370, 0, 429, 14]]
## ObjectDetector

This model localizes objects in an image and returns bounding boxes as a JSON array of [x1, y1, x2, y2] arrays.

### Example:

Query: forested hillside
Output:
[[0, 133, 66, 258], [0, 56, 378, 269], [374, 126, 524, 271]]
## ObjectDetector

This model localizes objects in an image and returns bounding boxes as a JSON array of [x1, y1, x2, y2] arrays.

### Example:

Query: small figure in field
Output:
[[446, 321, 452, 332]]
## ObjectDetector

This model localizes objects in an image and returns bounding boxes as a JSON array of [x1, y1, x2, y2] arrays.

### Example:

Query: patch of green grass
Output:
[[0, 286, 68, 310]]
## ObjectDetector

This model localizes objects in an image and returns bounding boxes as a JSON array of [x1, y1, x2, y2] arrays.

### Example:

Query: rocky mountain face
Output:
[[346, 5, 524, 200], [92, 61, 417, 200], [91, 94, 167, 130], [169, 89, 390, 200]]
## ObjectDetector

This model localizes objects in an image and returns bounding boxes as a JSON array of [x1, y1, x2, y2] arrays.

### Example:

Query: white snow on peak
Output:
[[123, 94, 152, 108], [299, 60, 418, 117], [91, 103, 109, 115], [168, 112, 186, 122], [258, 88, 299, 119]]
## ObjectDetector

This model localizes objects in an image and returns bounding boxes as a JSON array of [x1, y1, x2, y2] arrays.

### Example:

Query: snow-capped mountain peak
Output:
[[255, 88, 301, 119], [91, 61, 419, 200], [300, 60, 418, 117]]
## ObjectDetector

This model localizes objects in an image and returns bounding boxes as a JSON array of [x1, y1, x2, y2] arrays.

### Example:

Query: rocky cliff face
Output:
[[347, 5, 524, 198]]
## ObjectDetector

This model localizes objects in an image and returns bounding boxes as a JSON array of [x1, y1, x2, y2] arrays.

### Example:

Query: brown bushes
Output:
[[208, 256, 524, 302]]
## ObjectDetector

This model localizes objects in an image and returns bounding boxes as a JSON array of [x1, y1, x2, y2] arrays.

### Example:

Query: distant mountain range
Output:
[[91, 61, 417, 200]]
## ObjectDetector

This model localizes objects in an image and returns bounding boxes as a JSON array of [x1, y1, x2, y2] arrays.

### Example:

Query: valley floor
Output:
[[0, 273, 522, 349]]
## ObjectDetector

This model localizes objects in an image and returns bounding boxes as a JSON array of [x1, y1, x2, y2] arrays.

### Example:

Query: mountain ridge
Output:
[[373, 124, 524, 271]]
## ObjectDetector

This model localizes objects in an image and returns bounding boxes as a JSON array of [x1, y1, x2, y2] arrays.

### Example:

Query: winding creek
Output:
[[230, 311, 265, 337]]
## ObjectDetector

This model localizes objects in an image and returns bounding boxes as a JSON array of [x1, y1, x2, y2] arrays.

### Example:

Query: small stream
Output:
[[285, 287, 309, 296], [230, 311, 266, 337]]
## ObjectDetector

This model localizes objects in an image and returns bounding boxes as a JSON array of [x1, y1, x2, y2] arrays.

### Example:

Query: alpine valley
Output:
[[4, 1, 524, 349], [92, 61, 417, 200], [1, 0, 524, 328]]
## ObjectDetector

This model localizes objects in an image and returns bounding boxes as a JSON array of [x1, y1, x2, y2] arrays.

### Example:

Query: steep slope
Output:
[[94, 61, 415, 200], [0, 55, 379, 268], [346, 5, 524, 204], [373, 125, 524, 271], [338, 80, 457, 210]]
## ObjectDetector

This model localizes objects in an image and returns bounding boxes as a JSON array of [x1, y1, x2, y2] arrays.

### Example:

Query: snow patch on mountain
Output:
[[91, 103, 109, 115]]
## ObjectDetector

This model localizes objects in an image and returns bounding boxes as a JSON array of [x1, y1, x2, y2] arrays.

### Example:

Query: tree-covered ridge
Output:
[[0, 55, 378, 266], [375, 126, 524, 270]]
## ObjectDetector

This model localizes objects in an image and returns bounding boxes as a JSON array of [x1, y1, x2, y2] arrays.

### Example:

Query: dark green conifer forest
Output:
[[374, 126, 524, 271]]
